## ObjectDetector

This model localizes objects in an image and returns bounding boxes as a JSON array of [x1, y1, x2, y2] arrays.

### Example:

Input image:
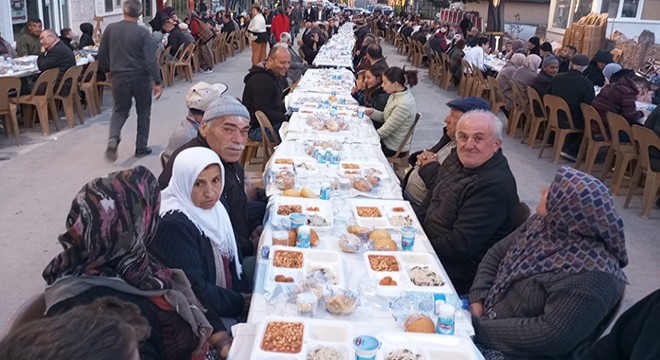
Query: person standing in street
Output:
[[289, 4, 302, 39], [98, 0, 162, 162], [247, 5, 268, 66]]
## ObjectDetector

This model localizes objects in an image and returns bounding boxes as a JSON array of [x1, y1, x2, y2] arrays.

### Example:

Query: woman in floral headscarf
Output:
[[42, 166, 223, 360], [468, 166, 628, 359]]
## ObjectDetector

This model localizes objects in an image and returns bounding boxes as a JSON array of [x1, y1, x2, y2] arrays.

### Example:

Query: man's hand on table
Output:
[[415, 149, 438, 168]]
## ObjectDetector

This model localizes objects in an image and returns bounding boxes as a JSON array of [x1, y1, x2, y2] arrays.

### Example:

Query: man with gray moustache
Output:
[[159, 96, 264, 260]]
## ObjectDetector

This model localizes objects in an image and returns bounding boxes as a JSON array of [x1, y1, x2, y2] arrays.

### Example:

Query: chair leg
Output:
[[600, 148, 615, 180], [611, 157, 632, 195], [73, 93, 85, 125], [49, 99, 61, 132], [8, 103, 20, 145], [624, 164, 643, 208], [640, 174, 660, 219], [552, 130, 569, 163], [539, 128, 553, 158], [584, 143, 603, 175], [62, 99, 75, 128], [36, 103, 50, 136], [574, 137, 589, 170]]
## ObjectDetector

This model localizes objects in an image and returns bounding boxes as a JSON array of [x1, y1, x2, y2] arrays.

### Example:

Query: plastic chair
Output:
[[470, 64, 489, 99], [17, 68, 60, 136], [158, 46, 172, 87], [78, 61, 99, 117], [0, 76, 21, 145], [458, 59, 472, 98], [601, 112, 637, 195], [624, 126, 660, 219], [53, 65, 85, 128], [486, 76, 505, 115], [507, 81, 527, 138], [539, 94, 584, 163], [224, 32, 236, 57], [574, 103, 611, 174], [521, 86, 548, 148], [255, 110, 282, 171], [387, 113, 421, 180], [171, 43, 196, 83], [440, 52, 453, 90], [192, 39, 201, 73]]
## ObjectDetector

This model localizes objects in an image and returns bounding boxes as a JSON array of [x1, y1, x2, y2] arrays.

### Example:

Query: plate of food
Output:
[[251, 316, 354, 360], [264, 246, 346, 293], [374, 331, 480, 360], [271, 197, 333, 230]]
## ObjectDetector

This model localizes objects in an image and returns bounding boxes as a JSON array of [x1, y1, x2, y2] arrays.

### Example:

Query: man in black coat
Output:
[[37, 29, 76, 94], [242, 46, 290, 142], [423, 110, 520, 295], [221, 13, 236, 34], [159, 97, 262, 258], [303, 3, 315, 22]]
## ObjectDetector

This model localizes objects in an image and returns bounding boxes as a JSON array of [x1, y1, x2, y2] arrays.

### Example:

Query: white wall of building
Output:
[[1, 0, 14, 44]]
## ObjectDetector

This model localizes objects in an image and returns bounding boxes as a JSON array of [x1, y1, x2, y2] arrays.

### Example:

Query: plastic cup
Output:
[[353, 335, 381, 360], [400, 226, 417, 251], [272, 230, 289, 246], [357, 107, 365, 119], [290, 213, 307, 229]]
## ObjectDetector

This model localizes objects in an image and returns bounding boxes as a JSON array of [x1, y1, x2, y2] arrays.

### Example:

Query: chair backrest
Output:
[[179, 43, 196, 63], [171, 44, 186, 61], [631, 125, 660, 173], [580, 103, 610, 142], [510, 80, 525, 111], [0, 76, 21, 113], [527, 86, 546, 119], [460, 59, 472, 74], [543, 94, 575, 129], [29, 68, 60, 98], [55, 65, 84, 97], [606, 112, 634, 151], [393, 113, 421, 158], [255, 111, 281, 161], [80, 60, 99, 87]]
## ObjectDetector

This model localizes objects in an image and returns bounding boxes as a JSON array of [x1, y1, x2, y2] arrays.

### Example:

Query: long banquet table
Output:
[[229, 42, 484, 360]]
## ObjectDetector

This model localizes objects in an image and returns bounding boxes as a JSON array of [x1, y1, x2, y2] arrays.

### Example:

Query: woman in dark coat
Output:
[[470, 166, 628, 360], [352, 66, 390, 113], [300, 32, 320, 64], [527, 36, 540, 56], [583, 50, 613, 87], [78, 22, 95, 48], [150, 147, 252, 336]]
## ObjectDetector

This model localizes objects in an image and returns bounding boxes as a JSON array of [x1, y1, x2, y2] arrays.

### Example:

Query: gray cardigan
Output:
[[369, 88, 417, 153], [469, 228, 625, 359]]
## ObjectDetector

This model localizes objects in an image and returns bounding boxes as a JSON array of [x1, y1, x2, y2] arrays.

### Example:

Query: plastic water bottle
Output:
[[320, 182, 332, 200]]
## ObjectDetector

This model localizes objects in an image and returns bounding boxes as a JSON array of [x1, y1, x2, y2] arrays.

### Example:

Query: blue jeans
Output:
[[248, 122, 282, 142]]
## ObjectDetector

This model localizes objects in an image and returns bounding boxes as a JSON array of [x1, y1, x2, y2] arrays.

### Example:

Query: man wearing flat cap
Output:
[[159, 97, 264, 263], [547, 54, 595, 160], [404, 97, 491, 215]]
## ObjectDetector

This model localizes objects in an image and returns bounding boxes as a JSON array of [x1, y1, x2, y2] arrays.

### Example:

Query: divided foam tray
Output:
[[251, 316, 354, 360], [270, 197, 333, 230], [350, 199, 417, 229], [363, 251, 451, 297], [337, 161, 389, 180], [264, 246, 346, 292], [374, 331, 480, 360]]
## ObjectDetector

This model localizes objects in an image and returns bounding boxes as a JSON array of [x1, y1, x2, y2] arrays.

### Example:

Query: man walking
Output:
[[98, 0, 162, 161]]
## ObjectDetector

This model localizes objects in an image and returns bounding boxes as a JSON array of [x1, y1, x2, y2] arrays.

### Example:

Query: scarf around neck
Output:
[[160, 147, 242, 278], [484, 166, 628, 314]]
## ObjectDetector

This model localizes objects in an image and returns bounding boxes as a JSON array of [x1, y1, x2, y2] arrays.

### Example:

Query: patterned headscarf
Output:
[[484, 167, 628, 314], [43, 166, 173, 290]]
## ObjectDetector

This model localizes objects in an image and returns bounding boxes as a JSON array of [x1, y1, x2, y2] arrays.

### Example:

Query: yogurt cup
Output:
[[353, 335, 381, 360]]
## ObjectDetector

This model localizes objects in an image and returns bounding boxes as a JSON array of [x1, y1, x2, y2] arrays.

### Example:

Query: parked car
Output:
[[381, 6, 393, 15]]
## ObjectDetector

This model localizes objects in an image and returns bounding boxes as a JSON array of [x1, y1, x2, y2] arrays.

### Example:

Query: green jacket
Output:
[[16, 32, 40, 57], [369, 88, 417, 153]]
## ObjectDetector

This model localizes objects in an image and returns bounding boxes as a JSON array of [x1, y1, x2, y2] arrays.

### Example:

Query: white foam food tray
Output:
[[264, 246, 346, 292], [271, 157, 319, 177], [350, 199, 418, 229], [375, 331, 480, 360], [270, 197, 333, 230], [363, 251, 451, 297], [338, 161, 389, 180], [251, 316, 355, 360]]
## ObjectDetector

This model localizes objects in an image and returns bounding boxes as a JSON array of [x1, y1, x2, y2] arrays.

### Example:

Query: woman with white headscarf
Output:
[[150, 147, 251, 338], [497, 53, 526, 114], [511, 54, 542, 110]]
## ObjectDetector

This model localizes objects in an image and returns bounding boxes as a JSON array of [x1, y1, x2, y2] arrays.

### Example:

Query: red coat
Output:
[[271, 13, 290, 42]]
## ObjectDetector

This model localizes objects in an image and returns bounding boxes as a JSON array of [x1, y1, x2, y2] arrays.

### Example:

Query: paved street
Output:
[[0, 40, 658, 331]]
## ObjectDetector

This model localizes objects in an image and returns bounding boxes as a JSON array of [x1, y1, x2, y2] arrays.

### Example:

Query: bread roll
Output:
[[352, 178, 372, 192], [282, 189, 301, 197], [368, 229, 392, 241], [373, 238, 397, 251], [404, 314, 435, 333], [310, 229, 319, 247], [300, 187, 318, 198]]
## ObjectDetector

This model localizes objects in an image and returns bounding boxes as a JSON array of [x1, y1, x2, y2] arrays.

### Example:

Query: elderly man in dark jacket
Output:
[[37, 29, 76, 94], [159, 97, 263, 259], [532, 55, 559, 97], [423, 110, 520, 295]]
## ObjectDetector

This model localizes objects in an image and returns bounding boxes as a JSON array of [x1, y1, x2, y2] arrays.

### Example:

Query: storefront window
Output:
[[641, 0, 660, 20], [621, 0, 639, 17], [12, 0, 40, 44], [552, 0, 572, 28], [573, 0, 593, 21], [600, 0, 620, 17]]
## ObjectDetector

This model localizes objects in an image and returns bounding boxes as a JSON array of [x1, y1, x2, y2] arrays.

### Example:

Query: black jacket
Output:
[[222, 20, 236, 34], [166, 27, 189, 57], [532, 70, 553, 97], [547, 69, 595, 129], [59, 36, 73, 50], [37, 40, 76, 95], [583, 63, 606, 87], [158, 135, 255, 257], [242, 66, 288, 129], [300, 41, 318, 64], [150, 211, 250, 332], [423, 149, 519, 295]]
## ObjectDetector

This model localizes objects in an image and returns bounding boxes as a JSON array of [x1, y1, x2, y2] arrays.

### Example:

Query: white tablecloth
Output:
[[312, 24, 356, 68]]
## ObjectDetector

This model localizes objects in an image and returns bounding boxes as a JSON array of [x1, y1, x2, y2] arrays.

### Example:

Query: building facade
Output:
[[546, 0, 660, 42]]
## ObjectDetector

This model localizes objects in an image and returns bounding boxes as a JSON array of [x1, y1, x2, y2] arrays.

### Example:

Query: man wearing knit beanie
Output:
[[533, 55, 559, 97], [159, 96, 263, 262]]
